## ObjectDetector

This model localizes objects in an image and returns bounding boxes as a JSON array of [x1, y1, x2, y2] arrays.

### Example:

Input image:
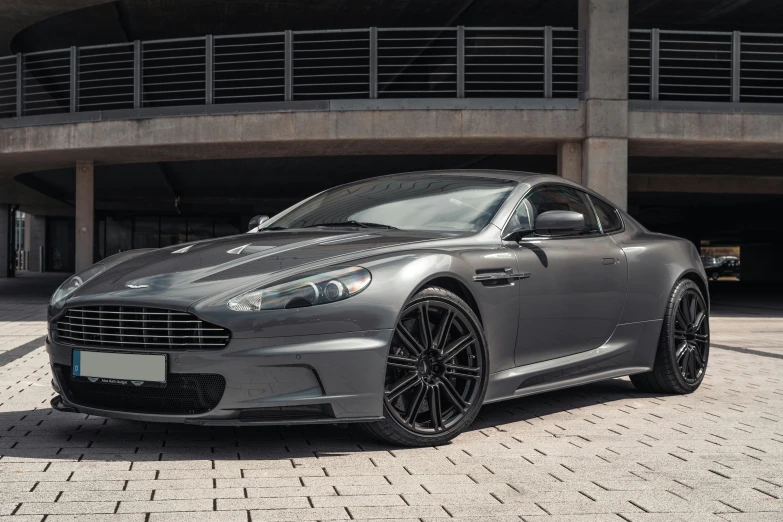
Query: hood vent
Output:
[[172, 244, 194, 254], [227, 243, 251, 254], [319, 234, 381, 245]]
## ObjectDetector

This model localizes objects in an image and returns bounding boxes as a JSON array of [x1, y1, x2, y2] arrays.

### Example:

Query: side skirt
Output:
[[484, 319, 662, 404]]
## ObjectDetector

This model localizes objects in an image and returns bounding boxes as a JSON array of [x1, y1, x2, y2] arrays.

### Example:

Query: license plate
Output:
[[72, 350, 167, 388]]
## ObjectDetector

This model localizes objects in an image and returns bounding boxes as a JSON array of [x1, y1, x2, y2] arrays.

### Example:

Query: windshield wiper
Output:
[[304, 220, 398, 230]]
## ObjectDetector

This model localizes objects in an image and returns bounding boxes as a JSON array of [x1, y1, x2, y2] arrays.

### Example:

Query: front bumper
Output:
[[47, 329, 392, 425]]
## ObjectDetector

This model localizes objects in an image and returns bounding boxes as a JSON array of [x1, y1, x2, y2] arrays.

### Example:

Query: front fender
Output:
[[192, 247, 520, 374]]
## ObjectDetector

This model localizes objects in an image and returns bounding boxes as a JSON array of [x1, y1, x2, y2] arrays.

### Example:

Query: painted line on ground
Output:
[[711, 343, 783, 360]]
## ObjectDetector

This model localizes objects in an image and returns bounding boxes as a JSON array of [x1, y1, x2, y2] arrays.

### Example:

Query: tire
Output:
[[631, 279, 710, 394], [361, 286, 489, 446]]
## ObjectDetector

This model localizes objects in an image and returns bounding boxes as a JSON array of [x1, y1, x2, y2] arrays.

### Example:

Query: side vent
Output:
[[473, 268, 530, 287]]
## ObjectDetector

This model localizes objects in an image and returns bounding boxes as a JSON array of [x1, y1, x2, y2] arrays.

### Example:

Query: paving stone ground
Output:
[[0, 275, 781, 522]]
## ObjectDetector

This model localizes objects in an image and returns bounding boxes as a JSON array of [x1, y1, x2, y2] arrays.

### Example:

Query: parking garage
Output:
[[2, 0, 783, 285]]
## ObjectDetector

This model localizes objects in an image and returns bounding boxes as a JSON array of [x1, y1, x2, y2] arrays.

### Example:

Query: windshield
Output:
[[262, 176, 516, 233]]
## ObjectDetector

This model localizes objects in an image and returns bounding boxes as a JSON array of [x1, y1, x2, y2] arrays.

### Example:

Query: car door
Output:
[[503, 184, 628, 367]]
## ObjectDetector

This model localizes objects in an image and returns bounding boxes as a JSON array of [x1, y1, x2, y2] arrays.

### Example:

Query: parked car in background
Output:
[[718, 257, 741, 280], [701, 256, 721, 280], [703, 255, 740, 280]]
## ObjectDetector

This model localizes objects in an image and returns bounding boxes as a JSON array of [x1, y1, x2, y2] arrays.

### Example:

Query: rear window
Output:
[[590, 196, 623, 233]]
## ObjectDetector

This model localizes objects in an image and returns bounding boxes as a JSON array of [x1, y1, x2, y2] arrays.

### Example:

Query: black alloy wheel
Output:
[[362, 287, 488, 446], [631, 279, 710, 394], [673, 287, 709, 383]]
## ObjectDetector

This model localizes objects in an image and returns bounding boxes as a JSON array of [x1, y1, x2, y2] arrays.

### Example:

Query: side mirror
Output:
[[248, 215, 269, 232], [534, 210, 585, 235]]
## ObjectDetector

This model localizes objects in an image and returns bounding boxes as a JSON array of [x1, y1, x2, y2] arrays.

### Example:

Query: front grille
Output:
[[57, 365, 225, 415], [54, 306, 230, 350]]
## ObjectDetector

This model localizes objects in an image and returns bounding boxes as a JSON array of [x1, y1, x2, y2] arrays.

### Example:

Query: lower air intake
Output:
[[57, 365, 225, 415], [238, 405, 329, 421]]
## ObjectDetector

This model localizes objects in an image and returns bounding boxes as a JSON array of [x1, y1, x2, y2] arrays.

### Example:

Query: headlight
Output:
[[228, 266, 371, 311], [50, 263, 107, 308]]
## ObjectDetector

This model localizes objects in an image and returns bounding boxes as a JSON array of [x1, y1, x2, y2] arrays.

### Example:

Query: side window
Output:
[[589, 196, 623, 233], [504, 199, 534, 236], [507, 185, 600, 237]]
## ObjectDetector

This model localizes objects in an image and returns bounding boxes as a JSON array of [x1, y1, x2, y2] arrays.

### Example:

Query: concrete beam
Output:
[[557, 142, 582, 183], [75, 161, 93, 272], [0, 108, 585, 177], [629, 109, 783, 158], [629, 173, 783, 195], [585, 99, 628, 139]]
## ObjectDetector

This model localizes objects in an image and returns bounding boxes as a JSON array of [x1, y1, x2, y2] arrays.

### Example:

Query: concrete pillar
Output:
[[27, 214, 46, 272], [75, 161, 94, 272], [579, 0, 629, 210], [23, 213, 31, 271], [557, 142, 582, 183], [583, 138, 628, 209], [0, 204, 8, 278]]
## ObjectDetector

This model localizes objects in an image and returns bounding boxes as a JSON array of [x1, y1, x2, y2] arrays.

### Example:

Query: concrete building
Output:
[[1, 0, 782, 281]]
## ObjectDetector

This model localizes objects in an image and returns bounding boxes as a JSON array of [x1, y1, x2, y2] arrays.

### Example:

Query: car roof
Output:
[[358, 169, 563, 184], [326, 169, 625, 212]]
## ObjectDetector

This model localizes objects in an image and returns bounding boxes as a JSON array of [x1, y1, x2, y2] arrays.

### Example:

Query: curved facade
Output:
[[2, 0, 783, 283]]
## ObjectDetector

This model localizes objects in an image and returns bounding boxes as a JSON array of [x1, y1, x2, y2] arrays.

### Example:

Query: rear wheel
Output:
[[361, 287, 488, 446], [631, 279, 709, 394]]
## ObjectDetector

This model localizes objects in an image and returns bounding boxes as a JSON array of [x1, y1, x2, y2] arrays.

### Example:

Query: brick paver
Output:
[[0, 276, 781, 521]]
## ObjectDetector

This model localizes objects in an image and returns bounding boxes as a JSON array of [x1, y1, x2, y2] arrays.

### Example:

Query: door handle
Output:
[[602, 258, 618, 265]]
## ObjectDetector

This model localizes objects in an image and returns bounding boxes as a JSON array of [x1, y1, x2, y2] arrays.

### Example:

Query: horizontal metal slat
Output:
[[55, 335, 228, 347], [57, 321, 225, 332], [57, 306, 230, 350]]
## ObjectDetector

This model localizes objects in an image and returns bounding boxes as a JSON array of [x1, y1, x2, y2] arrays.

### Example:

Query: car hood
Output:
[[64, 229, 450, 309]]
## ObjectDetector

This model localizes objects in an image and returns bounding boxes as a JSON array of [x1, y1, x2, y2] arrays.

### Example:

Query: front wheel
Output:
[[631, 279, 710, 394], [361, 287, 489, 446]]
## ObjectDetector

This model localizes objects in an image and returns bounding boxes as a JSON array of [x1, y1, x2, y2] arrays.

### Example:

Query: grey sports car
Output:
[[47, 170, 710, 446]]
